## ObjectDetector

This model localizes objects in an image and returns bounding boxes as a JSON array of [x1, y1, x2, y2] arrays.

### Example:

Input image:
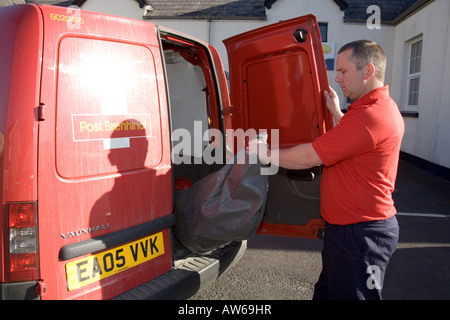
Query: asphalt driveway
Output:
[[384, 159, 450, 299]]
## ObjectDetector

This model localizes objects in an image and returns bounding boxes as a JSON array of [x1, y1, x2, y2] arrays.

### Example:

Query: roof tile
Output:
[[145, 0, 266, 20], [343, 0, 421, 22]]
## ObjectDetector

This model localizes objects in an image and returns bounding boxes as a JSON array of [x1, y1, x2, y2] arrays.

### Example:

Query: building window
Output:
[[319, 23, 328, 42], [407, 38, 422, 109]]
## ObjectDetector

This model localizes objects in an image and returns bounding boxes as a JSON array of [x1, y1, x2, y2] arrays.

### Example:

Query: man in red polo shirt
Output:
[[274, 40, 404, 299]]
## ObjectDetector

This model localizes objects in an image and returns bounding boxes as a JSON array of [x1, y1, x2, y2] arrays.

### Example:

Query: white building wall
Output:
[[81, 0, 143, 19], [390, 0, 450, 168]]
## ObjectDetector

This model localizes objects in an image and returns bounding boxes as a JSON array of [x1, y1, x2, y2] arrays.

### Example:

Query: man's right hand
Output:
[[324, 86, 344, 124]]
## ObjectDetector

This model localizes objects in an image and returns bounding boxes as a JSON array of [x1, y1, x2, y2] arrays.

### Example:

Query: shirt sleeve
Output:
[[312, 115, 375, 167]]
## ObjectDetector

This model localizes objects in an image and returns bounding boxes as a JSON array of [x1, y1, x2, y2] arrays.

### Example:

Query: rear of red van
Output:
[[0, 4, 243, 300], [38, 5, 175, 300], [0, 3, 174, 300]]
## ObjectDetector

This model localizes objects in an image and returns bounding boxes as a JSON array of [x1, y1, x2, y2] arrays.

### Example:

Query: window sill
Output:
[[401, 111, 419, 118]]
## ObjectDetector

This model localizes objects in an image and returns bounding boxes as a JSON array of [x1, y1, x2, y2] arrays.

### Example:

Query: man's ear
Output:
[[364, 63, 377, 80], [364, 63, 376, 80]]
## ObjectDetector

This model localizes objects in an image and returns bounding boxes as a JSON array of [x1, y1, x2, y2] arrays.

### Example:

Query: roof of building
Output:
[[341, 0, 433, 24], [0, 0, 74, 6], [0, 0, 433, 23], [0, 0, 25, 6], [0, 0, 266, 19], [144, 0, 267, 20]]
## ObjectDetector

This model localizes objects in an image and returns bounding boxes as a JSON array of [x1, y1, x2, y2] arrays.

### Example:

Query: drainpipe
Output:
[[207, 18, 212, 45]]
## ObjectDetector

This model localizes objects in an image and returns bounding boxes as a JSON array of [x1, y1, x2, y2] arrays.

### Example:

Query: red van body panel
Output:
[[37, 5, 173, 299], [0, 4, 43, 282]]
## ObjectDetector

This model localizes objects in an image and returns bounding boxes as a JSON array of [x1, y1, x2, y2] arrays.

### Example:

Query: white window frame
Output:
[[404, 37, 423, 112]]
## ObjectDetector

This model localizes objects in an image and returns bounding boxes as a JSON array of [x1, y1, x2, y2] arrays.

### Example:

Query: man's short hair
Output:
[[338, 40, 386, 82]]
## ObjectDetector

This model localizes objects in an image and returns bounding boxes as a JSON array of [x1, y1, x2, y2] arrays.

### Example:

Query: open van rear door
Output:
[[223, 15, 334, 239]]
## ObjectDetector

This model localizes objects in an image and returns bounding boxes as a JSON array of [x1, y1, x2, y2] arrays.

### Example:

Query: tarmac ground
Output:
[[384, 159, 450, 300]]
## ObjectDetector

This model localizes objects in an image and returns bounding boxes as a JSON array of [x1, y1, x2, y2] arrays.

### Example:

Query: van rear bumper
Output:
[[112, 240, 247, 300], [0, 281, 38, 300]]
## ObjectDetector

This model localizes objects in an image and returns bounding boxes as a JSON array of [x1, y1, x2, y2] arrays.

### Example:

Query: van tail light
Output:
[[5, 202, 40, 282]]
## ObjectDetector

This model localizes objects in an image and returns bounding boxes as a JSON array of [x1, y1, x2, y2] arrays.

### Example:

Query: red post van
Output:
[[0, 4, 332, 299]]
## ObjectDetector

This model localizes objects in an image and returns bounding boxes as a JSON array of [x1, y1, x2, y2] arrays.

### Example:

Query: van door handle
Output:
[[286, 166, 321, 182], [37, 103, 45, 121]]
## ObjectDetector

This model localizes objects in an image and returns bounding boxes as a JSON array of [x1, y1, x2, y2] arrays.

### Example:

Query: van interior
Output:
[[160, 34, 229, 258], [161, 34, 225, 188]]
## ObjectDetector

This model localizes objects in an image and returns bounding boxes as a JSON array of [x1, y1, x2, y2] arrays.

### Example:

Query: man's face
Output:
[[335, 49, 367, 101]]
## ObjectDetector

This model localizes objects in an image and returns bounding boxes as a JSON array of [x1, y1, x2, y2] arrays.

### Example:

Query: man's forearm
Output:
[[331, 109, 344, 124], [278, 143, 323, 170]]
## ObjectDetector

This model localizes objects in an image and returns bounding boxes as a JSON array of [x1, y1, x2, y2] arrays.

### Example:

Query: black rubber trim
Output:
[[0, 281, 38, 300], [59, 214, 176, 261], [112, 240, 247, 300]]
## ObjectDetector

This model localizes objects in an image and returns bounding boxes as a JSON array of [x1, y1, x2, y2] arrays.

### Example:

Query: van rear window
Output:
[[55, 37, 162, 178]]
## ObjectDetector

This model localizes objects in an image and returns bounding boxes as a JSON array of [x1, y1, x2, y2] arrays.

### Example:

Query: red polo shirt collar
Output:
[[347, 85, 390, 112]]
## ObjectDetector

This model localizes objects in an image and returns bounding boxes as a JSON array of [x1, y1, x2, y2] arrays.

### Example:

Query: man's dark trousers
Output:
[[312, 215, 399, 300]]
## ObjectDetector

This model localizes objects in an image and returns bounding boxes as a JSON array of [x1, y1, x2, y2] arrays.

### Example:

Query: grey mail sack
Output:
[[173, 151, 269, 255]]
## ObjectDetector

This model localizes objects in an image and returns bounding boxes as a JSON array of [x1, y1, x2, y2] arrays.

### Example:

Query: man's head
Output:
[[335, 40, 386, 100]]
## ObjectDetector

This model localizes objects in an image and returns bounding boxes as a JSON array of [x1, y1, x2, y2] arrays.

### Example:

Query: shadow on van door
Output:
[[89, 119, 162, 299]]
